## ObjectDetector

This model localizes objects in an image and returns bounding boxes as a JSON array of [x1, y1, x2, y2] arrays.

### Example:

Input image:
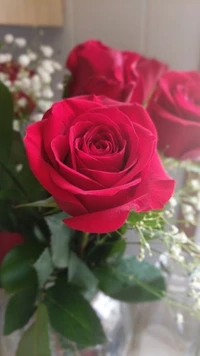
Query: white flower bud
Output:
[[57, 82, 64, 90], [28, 51, 38, 61], [0, 73, 8, 81], [52, 61, 62, 71], [174, 232, 188, 244], [13, 120, 20, 132], [30, 113, 43, 122], [4, 34, 14, 44], [37, 67, 51, 84], [15, 38, 27, 48], [20, 77, 31, 90], [40, 45, 54, 58], [18, 54, 30, 67], [0, 53, 12, 63], [4, 79, 11, 88], [38, 100, 53, 113], [42, 87, 54, 99], [17, 97, 27, 108], [41, 59, 55, 74], [31, 74, 41, 91]]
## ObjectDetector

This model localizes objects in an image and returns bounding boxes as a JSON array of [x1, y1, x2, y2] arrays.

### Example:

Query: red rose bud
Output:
[[148, 71, 200, 160], [24, 95, 175, 233], [0, 232, 24, 265], [66, 40, 168, 104]]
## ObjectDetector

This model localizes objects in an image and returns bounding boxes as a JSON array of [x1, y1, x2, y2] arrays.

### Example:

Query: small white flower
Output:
[[13, 120, 20, 132], [171, 225, 179, 235], [30, 113, 43, 122], [176, 313, 184, 326], [37, 66, 51, 84], [52, 61, 62, 71], [182, 204, 194, 215], [170, 245, 185, 262], [159, 253, 169, 268], [190, 179, 200, 191], [17, 97, 28, 108], [4, 34, 14, 44], [41, 59, 55, 74], [15, 38, 27, 48], [20, 77, 31, 90], [57, 82, 64, 91], [28, 51, 38, 61], [169, 197, 178, 208], [0, 73, 8, 81], [0, 53, 12, 63], [174, 232, 188, 244], [42, 87, 54, 99], [40, 45, 54, 58], [4, 79, 11, 88], [31, 74, 42, 91], [18, 54, 30, 67], [16, 164, 23, 172], [38, 100, 53, 113]]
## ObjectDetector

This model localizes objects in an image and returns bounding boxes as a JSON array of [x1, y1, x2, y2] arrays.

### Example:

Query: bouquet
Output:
[[0, 35, 200, 355]]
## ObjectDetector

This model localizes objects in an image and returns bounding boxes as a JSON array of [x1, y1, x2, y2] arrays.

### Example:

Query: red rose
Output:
[[24, 95, 174, 233], [0, 232, 24, 265], [66, 40, 167, 104], [148, 71, 200, 160]]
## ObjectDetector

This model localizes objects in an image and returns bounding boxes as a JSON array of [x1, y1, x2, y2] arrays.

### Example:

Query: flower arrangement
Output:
[[1, 36, 200, 355]]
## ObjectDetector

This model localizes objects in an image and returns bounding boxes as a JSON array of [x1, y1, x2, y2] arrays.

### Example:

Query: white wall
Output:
[[64, 0, 200, 70]]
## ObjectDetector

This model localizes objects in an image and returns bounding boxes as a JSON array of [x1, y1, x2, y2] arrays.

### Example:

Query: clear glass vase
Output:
[[1, 280, 200, 356], [0, 291, 124, 356], [121, 268, 200, 356]]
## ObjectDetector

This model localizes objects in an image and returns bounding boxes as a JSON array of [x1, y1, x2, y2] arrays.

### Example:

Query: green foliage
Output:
[[34, 248, 54, 289], [94, 256, 166, 302], [0, 242, 44, 293], [46, 212, 74, 269], [85, 230, 126, 266], [4, 286, 37, 335], [68, 252, 98, 298], [45, 278, 106, 347], [16, 304, 51, 356], [0, 81, 14, 163]]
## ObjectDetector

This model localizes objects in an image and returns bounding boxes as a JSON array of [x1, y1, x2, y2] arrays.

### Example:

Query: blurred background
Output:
[[1, 0, 200, 73]]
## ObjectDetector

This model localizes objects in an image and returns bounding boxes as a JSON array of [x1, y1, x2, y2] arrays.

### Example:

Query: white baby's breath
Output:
[[15, 38, 27, 48], [40, 45, 54, 58], [4, 34, 14, 44], [18, 54, 30, 67]]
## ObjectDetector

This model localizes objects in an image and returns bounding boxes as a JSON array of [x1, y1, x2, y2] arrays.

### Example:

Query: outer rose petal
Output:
[[0, 232, 24, 264], [63, 203, 132, 233], [132, 152, 175, 212], [148, 101, 200, 158]]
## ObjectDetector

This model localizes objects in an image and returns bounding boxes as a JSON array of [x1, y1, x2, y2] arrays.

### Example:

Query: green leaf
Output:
[[16, 304, 51, 356], [10, 131, 46, 202], [0, 81, 14, 162], [45, 279, 106, 347], [34, 249, 54, 289], [0, 242, 44, 293], [68, 252, 98, 298], [94, 256, 166, 302], [46, 213, 74, 269], [106, 238, 126, 263], [16, 196, 57, 209], [4, 286, 37, 335]]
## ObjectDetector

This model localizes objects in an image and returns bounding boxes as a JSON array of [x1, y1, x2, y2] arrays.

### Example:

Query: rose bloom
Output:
[[25, 95, 174, 233], [66, 40, 168, 105], [148, 71, 200, 160], [0, 232, 24, 264]]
